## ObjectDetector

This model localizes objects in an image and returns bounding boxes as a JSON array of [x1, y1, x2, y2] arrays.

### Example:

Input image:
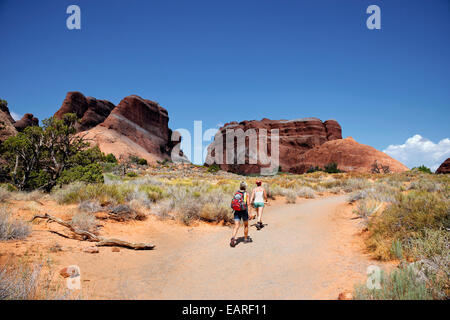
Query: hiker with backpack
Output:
[[250, 180, 268, 230], [230, 181, 253, 247]]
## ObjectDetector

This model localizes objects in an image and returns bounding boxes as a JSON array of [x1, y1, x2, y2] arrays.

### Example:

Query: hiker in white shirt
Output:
[[250, 180, 268, 230]]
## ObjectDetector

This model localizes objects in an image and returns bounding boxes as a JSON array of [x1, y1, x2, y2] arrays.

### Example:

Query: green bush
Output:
[[57, 164, 104, 185], [104, 153, 118, 163], [324, 162, 341, 173], [354, 264, 432, 300], [137, 158, 148, 166], [306, 166, 322, 173], [207, 164, 220, 173], [1, 114, 104, 191], [412, 165, 433, 174], [126, 171, 138, 178]]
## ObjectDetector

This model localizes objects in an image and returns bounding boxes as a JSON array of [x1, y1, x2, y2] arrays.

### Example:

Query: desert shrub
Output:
[[128, 155, 148, 166], [70, 211, 96, 233], [52, 182, 134, 205], [0, 187, 10, 202], [408, 179, 442, 192], [104, 153, 118, 163], [198, 203, 230, 222], [390, 239, 403, 260], [0, 262, 73, 300], [306, 166, 322, 173], [353, 264, 432, 300], [408, 229, 449, 299], [0, 263, 42, 300], [366, 191, 449, 260], [284, 189, 297, 204], [353, 199, 382, 225], [412, 165, 433, 174], [138, 185, 166, 202], [296, 186, 316, 199], [78, 200, 101, 213], [324, 162, 341, 173], [207, 164, 220, 173], [0, 183, 17, 192], [0, 207, 31, 241], [108, 204, 145, 221], [126, 171, 138, 178], [348, 189, 370, 203], [343, 178, 371, 192], [137, 158, 148, 166], [175, 197, 203, 225], [57, 163, 104, 185], [153, 200, 174, 220], [10, 190, 44, 202]]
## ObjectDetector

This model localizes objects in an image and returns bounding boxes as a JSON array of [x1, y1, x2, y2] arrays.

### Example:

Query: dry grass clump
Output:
[[366, 190, 449, 261], [296, 186, 316, 199], [0, 187, 10, 202], [78, 200, 101, 213], [352, 199, 382, 226], [353, 172, 449, 300], [0, 261, 75, 300], [408, 179, 442, 193], [52, 182, 134, 205], [0, 207, 31, 241], [353, 264, 433, 300], [174, 190, 232, 225], [284, 189, 297, 204], [70, 211, 97, 233], [108, 204, 146, 221]]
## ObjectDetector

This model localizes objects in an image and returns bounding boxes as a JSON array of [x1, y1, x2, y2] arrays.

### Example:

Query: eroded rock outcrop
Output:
[[13, 113, 39, 132], [79, 94, 178, 163], [292, 137, 409, 173], [0, 101, 17, 142], [205, 117, 342, 174], [54, 92, 115, 131], [436, 158, 450, 174]]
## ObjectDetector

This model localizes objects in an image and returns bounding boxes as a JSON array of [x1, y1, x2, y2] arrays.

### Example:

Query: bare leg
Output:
[[231, 220, 240, 239], [243, 221, 249, 239], [257, 207, 263, 223]]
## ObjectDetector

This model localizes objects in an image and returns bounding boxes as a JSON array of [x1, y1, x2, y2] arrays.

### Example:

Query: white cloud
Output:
[[383, 134, 450, 171], [10, 111, 22, 121]]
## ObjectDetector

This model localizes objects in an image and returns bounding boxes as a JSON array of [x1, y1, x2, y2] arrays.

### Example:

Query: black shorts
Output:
[[233, 209, 249, 222]]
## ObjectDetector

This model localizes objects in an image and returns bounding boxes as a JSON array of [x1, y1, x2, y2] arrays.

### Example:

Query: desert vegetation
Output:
[[349, 172, 449, 300], [1, 131, 449, 300]]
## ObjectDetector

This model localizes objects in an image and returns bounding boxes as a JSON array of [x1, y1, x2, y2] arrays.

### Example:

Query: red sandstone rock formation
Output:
[[54, 92, 180, 163], [13, 113, 39, 132], [0, 101, 17, 142], [435, 158, 450, 174], [80, 95, 179, 163], [54, 92, 115, 131], [205, 117, 342, 174], [292, 137, 409, 173]]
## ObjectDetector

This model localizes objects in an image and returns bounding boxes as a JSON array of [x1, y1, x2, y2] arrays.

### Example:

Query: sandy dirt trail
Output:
[[85, 195, 383, 300]]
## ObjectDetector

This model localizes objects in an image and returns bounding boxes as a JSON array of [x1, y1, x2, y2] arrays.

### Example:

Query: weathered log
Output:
[[31, 213, 155, 250]]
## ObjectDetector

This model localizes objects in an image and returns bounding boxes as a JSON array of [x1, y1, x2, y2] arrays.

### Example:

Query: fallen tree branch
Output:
[[31, 213, 155, 250]]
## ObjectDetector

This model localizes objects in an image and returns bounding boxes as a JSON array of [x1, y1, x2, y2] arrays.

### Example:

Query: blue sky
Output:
[[0, 0, 449, 168]]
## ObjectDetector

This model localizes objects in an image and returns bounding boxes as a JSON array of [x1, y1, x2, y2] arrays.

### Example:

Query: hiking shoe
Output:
[[230, 238, 236, 247]]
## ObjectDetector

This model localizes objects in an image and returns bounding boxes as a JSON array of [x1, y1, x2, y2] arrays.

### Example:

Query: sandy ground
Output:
[[0, 195, 390, 299]]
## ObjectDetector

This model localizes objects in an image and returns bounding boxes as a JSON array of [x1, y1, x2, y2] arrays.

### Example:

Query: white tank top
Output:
[[254, 189, 264, 203]]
